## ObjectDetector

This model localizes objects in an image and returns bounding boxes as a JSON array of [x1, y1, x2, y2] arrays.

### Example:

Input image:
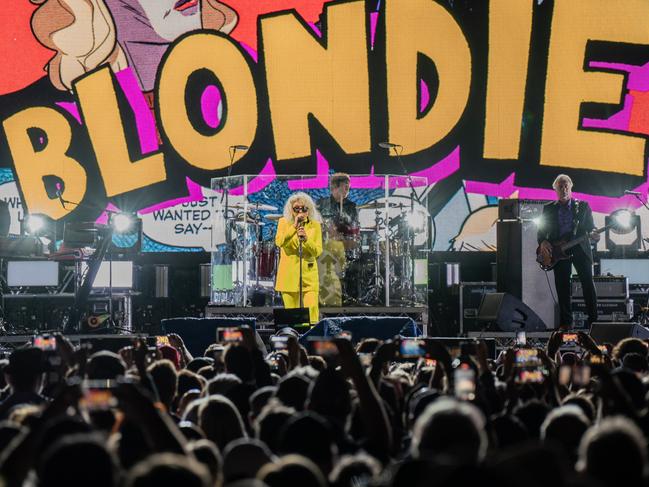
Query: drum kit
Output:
[[211, 201, 283, 306], [318, 198, 427, 306], [353, 200, 425, 305]]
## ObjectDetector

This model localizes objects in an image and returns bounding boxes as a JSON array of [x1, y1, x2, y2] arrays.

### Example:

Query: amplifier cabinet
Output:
[[571, 276, 628, 299], [498, 199, 549, 221], [459, 282, 497, 334], [571, 298, 634, 326]]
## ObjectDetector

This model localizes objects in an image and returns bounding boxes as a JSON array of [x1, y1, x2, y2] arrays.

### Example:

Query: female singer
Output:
[[275, 192, 323, 325]]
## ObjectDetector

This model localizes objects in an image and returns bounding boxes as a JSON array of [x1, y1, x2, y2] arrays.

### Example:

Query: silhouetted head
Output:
[[410, 398, 487, 464], [125, 453, 211, 487], [541, 405, 590, 464], [198, 395, 247, 451], [86, 351, 126, 380], [577, 416, 648, 487], [38, 433, 118, 487], [278, 411, 337, 475], [148, 359, 178, 409], [257, 454, 327, 487]]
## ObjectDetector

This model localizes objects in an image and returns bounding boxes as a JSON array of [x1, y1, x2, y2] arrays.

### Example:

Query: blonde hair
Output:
[[282, 192, 321, 223]]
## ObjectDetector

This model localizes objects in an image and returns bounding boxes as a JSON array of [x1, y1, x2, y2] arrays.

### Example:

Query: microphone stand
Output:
[[299, 238, 304, 309], [389, 146, 423, 206], [628, 192, 649, 324], [629, 192, 649, 213], [220, 146, 246, 304], [386, 145, 424, 305]]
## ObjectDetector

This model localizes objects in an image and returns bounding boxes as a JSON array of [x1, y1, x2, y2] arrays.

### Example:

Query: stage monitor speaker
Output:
[[477, 292, 546, 332], [589, 322, 649, 345], [497, 200, 557, 328], [300, 316, 420, 346]]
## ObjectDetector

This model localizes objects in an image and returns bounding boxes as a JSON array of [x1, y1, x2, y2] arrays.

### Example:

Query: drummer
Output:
[[316, 173, 361, 305], [316, 173, 359, 246]]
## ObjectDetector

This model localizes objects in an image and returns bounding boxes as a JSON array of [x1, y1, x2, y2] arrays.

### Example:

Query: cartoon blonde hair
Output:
[[282, 192, 321, 223], [29, 0, 125, 91], [29, 0, 238, 91]]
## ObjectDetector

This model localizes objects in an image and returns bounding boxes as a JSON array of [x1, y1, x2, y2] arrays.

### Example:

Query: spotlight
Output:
[[25, 214, 46, 235], [605, 208, 641, 254], [532, 216, 542, 226], [406, 210, 426, 232], [112, 213, 134, 233], [613, 209, 633, 230]]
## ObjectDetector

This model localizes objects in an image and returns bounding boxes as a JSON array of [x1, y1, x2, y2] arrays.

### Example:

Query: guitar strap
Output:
[[572, 199, 582, 238]]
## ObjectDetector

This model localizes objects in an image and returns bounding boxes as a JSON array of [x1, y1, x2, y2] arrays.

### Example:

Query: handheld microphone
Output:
[[624, 190, 643, 196], [378, 142, 401, 149], [229, 145, 249, 150]]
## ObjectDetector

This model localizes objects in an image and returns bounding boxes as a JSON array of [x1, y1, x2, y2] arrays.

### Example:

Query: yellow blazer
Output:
[[275, 217, 323, 293]]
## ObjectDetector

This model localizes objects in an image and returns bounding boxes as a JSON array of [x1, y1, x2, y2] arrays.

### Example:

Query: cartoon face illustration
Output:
[[30, 0, 238, 91], [134, 0, 203, 42], [449, 205, 498, 251]]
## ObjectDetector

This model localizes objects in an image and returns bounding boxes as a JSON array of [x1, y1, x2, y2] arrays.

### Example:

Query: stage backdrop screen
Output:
[[1, 1, 649, 252]]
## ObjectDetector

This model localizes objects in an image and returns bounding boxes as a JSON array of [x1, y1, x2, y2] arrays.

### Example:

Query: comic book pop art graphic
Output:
[[2, 0, 649, 252]]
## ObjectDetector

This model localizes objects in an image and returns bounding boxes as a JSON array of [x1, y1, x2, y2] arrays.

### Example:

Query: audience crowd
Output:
[[0, 326, 646, 486]]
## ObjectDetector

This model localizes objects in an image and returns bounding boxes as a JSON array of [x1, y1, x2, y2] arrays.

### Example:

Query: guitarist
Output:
[[537, 174, 599, 329]]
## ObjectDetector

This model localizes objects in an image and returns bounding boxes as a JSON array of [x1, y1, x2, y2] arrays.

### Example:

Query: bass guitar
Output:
[[536, 225, 608, 271]]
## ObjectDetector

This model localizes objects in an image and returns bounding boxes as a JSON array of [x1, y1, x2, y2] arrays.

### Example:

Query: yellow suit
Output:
[[275, 217, 323, 324]]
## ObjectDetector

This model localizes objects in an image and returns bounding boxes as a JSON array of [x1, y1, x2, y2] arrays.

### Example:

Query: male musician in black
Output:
[[537, 174, 599, 329], [316, 173, 360, 303], [316, 173, 359, 230]]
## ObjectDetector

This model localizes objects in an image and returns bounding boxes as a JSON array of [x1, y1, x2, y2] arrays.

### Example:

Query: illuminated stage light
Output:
[[605, 209, 641, 254], [25, 214, 46, 235], [112, 213, 135, 234]]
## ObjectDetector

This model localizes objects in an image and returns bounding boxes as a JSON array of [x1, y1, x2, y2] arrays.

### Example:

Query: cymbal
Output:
[[264, 214, 283, 221], [234, 219, 265, 226], [232, 213, 263, 224], [229, 202, 278, 211], [357, 201, 399, 210]]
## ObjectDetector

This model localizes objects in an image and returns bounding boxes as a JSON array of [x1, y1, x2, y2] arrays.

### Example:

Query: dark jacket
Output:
[[536, 199, 596, 261], [316, 196, 359, 229]]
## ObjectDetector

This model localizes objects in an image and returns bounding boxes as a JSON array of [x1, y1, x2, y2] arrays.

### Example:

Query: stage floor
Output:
[[205, 305, 429, 333], [0, 334, 151, 353]]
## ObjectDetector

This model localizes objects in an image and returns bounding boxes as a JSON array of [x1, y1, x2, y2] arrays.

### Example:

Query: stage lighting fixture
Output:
[[26, 215, 45, 234], [406, 209, 427, 232], [605, 208, 641, 254], [112, 213, 134, 233], [532, 216, 542, 226], [613, 209, 633, 230]]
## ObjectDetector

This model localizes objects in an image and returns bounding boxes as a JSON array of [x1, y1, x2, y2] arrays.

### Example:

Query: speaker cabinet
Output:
[[589, 322, 649, 345], [477, 292, 546, 332], [497, 200, 557, 328], [460, 282, 497, 333]]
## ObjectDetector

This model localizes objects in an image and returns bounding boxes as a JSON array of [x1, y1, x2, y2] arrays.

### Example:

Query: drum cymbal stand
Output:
[[362, 208, 385, 305]]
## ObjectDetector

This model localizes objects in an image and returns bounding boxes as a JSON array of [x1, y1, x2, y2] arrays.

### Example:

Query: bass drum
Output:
[[257, 242, 278, 280]]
